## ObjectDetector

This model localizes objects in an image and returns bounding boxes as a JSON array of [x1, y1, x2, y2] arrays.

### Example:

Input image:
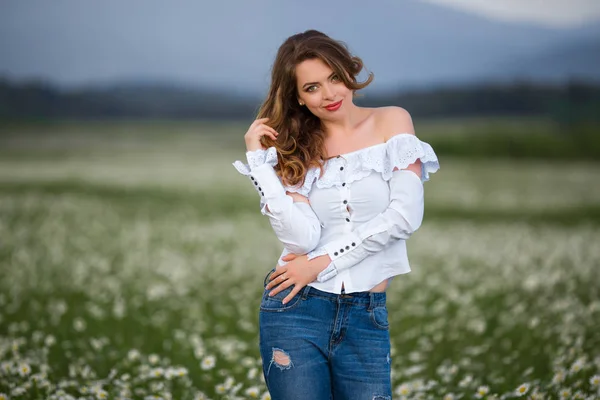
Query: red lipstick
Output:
[[324, 100, 342, 111]]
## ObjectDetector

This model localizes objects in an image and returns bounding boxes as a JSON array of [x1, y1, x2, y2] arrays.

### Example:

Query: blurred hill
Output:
[[1, 1, 599, 90]]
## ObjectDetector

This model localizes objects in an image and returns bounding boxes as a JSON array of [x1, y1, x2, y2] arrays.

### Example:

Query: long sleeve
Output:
[[308, 169, 425, 282], [233, 147, 321, 254]]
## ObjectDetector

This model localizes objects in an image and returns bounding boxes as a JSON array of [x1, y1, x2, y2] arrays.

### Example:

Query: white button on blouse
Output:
[[233, 133, 439, 294]]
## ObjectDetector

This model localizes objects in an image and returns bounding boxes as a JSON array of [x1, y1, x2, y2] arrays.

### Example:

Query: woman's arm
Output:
[[308, 163, 424, 282], [233, 147, 321, 255]]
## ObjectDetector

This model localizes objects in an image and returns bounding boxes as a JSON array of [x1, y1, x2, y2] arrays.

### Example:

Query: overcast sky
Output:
[[1, 0, 599, 91], [422, 0, 600, 27]]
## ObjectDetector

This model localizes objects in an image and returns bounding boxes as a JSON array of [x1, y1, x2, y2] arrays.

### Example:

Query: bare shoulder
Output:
[[373, 106, 415, 141], [375, 107, 422, 176]]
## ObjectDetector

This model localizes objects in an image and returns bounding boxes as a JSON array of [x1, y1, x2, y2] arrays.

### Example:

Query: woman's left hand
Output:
[[266, 254, 330, 304]]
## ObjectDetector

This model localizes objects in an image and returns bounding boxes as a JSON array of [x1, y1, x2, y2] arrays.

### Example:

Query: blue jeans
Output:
[[259, 268, 392, 400]]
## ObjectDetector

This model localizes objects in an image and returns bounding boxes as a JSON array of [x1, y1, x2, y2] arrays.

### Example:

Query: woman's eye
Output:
[[306, 85, 317, 92], [331, 75, 340, 82]]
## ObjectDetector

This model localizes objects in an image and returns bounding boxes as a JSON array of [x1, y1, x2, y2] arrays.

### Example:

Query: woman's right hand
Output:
[[244, 117, 279, 151], [281, 253, 300, 263]]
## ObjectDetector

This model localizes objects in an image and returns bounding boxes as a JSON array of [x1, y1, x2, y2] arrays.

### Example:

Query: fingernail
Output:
[[282, 300, 287, 304]]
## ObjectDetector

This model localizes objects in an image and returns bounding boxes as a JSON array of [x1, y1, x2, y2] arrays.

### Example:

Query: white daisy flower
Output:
[[458, 375, 473, 388], [395, 384, 411, 396], [0, 392, 8, 400], [260, 392, 271, 400], [223, 376, 235, 390], [247, 367, 258, 380], [193, 347, 205, 359], [149, 382, 164, 392], [241, 357, 255, 368], [515, 383, 529, 396], [1, 362, 12, 374], [194, 392, 208, 400], [37, 379, 50, 390], [200, 355, 216, 370], [18, 363, 31, 377], [127, 349, 141, 361], [590, 375, 600, 386], [573, 390, 585, 399], [559, 388, 571, 399], [73, 318, 86, 332], [215, 384, 226, 394], [164, 368, 176, 380], [570, 358, 586, 374], [245, 386, 260, 398], [552, 370, 566, 385], [148, 354, 160, 365], [475, 385, 489, 398], [44, 335, 56, 347]]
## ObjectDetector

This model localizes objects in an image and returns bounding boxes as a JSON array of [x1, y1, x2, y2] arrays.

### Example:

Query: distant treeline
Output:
[[363, 81, 600, 127], [0, 78, 599, 124]]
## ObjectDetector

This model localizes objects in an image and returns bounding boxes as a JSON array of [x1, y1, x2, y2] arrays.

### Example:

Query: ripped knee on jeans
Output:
[[267, 347, 293, 375]]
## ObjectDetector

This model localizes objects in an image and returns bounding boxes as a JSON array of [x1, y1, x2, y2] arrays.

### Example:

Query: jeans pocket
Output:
[[369, 305, 389, 330], [260, 284, 303, 312], [263, 268, 276, 288]]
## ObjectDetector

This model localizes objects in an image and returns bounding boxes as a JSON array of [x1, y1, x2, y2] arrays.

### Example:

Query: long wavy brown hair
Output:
[[257, 30, 374, 188]]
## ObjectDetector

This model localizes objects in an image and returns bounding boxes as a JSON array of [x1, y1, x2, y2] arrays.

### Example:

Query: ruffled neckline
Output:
[[284, 133, 439, 196]]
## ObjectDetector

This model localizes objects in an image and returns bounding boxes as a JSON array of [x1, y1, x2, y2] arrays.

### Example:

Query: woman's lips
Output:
[[324, 100, 342, 111]]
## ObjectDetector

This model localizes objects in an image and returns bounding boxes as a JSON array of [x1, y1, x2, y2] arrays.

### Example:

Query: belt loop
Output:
[[301, 285, 311, 300], [368, 292, 375, 311]]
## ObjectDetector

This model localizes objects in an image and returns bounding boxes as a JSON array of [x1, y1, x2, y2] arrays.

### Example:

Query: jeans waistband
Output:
[[263, 268, 386, 310]]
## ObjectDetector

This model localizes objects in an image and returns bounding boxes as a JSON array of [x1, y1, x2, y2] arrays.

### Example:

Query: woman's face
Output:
[[295, 58, 353, 120]]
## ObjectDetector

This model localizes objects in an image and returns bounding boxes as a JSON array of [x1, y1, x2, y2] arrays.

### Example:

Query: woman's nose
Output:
[[322, 83, 335, 100]]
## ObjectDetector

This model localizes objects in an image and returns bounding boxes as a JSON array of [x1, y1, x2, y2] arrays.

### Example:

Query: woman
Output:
[[233, 30, 439, 400]]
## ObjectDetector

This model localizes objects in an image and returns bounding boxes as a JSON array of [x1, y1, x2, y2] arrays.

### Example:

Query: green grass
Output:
[[5, 116, 598, 160], [0, 119, 599, 399]]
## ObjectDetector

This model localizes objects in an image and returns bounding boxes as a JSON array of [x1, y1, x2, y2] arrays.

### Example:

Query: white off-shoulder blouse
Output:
[[233, 133, 439, 294]]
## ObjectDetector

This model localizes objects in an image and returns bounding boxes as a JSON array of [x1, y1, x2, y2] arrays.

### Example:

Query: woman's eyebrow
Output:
[[302, 72, 336, 88]]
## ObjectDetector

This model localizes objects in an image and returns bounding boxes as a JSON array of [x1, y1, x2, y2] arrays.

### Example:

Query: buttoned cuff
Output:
[[322, 233, 362, 261], [232, 147, 281, 200], [250, 163, 287, 210], [316, 262, 337, 282]]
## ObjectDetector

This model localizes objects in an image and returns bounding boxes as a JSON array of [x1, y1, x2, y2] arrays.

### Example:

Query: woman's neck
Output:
[[321, 103, 364, 137]]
